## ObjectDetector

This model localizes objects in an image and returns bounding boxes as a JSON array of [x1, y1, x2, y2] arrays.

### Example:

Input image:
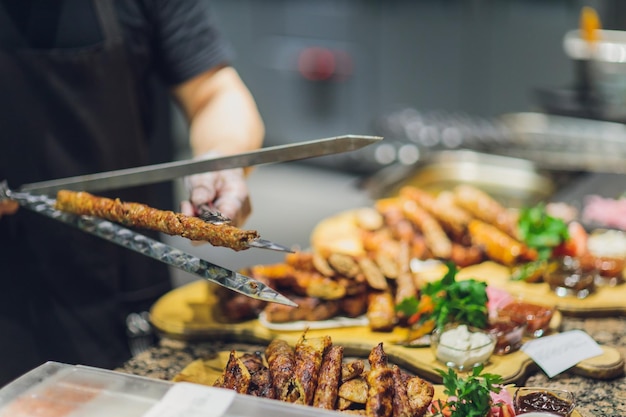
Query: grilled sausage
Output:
[[265, 339, 297, 402], [293, 334, 332, 405], [400, 199, 452, 259], [453, 184, 520, 240], [313, 345, 344, 409], [468, 219, 534, 266], [400, 186, 468, 238]]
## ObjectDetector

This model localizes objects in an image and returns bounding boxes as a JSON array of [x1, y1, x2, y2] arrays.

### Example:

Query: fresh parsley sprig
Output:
[[396, 262, 489, 330], [517, 203, 569, 260], [434, 365, 504, 417]]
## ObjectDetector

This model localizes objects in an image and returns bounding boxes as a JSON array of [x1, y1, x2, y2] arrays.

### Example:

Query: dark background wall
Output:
[[208, 0, 620, 148]]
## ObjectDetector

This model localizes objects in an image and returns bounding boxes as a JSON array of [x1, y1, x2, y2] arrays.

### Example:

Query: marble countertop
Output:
[[117, 315, 626, 417]]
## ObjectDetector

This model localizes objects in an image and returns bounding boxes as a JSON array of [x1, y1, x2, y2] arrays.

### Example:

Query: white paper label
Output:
[[141, 383, 236, 417], [521, 329, 604, 378]]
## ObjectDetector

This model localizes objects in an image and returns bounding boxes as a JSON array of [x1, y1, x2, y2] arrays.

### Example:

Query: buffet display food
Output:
[[216, 183, 623, 336]]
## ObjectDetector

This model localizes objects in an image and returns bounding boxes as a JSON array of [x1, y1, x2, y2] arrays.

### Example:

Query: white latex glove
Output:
[[181, 153, 251, 227]]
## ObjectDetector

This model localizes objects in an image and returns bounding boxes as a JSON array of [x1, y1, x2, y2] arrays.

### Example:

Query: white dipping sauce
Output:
[[435, 324, 494, 369], [587, 229, 626, 258]]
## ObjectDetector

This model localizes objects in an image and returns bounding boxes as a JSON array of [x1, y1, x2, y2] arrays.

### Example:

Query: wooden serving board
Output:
[[150, 277, 623, 385], [312, 208, 626, 318], [173, 352, 584, 417], [456, 262, 626, 317]]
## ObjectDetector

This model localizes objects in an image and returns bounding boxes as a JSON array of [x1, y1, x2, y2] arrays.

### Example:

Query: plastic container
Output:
[[0, 362, 347, 417]]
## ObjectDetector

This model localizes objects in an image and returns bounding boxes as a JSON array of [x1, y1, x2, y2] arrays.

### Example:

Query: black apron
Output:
[[0, 0, 172, 385]]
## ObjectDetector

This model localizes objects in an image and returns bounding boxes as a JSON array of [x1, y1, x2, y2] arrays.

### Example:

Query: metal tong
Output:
[[195, 203, 293, 253], [1, 135, 383, 305], [13, 135, 382, 254], [0, 182, 297, 307]]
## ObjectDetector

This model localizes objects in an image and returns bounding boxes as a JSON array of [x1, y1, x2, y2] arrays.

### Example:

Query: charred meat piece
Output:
[[219, 350, 251, 394], [338, 377, 369, 404], [239, 352, 275, 399], [313, 344, 344, 409], [368, 342, 389, 370], [406, 376, 435, 417], [366, 292, 397, 332], [265, 339, 298, 402], [341, 359, 365, 382], [262, 296, 340, 323], [293, 334, 332, 405], [365, 367, 395, 417], [391, 366, 412, 417]]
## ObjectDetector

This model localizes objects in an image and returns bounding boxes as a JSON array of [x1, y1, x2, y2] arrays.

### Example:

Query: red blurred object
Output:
[[297, 47, 352, 81]]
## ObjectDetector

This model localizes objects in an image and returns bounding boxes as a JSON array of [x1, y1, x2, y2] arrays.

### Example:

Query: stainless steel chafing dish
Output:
[[361, 149, 555, 208]]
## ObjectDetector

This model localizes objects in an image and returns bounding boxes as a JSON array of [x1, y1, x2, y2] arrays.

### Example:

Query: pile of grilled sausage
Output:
[[212, 334, 434, 417]]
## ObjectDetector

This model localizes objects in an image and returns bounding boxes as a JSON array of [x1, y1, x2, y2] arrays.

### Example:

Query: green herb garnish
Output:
[[518, 203, 569, 260], [433, 365, 504, 417], [396, 262, 489, 329]]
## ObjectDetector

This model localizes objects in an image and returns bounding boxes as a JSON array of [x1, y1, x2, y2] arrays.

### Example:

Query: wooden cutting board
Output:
[[150, 276, 623, 385], [455, 262, 626, 317], [311, 208, 626, 317], [172, 351, 583, 417]]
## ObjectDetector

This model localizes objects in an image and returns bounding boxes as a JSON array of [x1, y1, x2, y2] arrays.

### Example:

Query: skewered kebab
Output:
[[55, 189, 260, 251]]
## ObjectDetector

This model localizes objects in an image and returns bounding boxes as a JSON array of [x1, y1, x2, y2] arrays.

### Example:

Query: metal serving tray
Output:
[[362, 149, 555, 207]]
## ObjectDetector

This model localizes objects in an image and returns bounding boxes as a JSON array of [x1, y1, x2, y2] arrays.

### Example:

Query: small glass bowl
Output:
[[587, 229, 626, 287], [497, 299, 554, 338], [544, 256, 595, 299], [431, 324, 496, 371], [514, 387, 576, 417], [487, 318, 527, 355], [593, 256, 626, 287]]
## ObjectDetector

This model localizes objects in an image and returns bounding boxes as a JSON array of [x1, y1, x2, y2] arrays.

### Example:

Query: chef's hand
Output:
[[0, 200, 19, 219], [181, 153, 251, 227]]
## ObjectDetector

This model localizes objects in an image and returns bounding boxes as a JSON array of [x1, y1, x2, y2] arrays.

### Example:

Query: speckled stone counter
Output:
[[523, 317, 626, 417], [117, 316, 626, 417]]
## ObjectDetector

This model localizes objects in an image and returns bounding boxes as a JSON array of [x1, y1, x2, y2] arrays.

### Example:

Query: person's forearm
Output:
[[173, 66, 265, 157]]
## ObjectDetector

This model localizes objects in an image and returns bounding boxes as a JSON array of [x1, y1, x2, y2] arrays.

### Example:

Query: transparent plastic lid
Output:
[[0, 362, 346, 417]]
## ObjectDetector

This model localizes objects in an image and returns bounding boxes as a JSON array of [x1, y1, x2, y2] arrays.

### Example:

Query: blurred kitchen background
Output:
[[164, 0, 626, 286]]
